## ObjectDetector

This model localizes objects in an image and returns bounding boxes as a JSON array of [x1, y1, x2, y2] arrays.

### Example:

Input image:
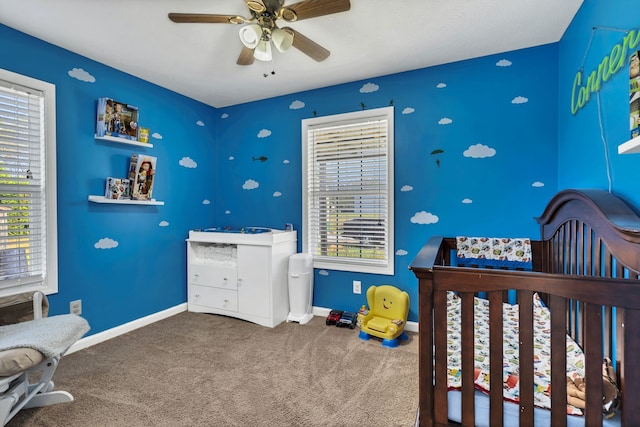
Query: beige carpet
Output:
[[10, 312, 418, 427]]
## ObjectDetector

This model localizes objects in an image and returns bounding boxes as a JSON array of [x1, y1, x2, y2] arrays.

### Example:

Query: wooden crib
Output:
[[410, 189, 640, 427]]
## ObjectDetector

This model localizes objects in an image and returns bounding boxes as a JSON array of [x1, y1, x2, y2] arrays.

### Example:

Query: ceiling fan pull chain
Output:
[[263, 52, 276, 78]]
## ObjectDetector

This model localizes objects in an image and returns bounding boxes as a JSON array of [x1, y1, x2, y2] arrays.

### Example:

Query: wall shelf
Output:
[[95, 134, 153, 148], [88, 195, 164, 205], [618, 136, 640, 154]]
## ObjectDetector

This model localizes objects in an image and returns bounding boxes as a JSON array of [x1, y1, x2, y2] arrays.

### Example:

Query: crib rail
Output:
[[411, 190, 640, 426], [411, 236, 640, 426]]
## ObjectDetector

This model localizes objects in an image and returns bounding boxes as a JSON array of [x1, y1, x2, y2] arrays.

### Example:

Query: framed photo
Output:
[[96, 97, 139, 141]]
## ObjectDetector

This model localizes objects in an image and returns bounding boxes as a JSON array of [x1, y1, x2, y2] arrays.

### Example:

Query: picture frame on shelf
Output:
[[104, 177, 131, 200], [96, 97, 139, 141]]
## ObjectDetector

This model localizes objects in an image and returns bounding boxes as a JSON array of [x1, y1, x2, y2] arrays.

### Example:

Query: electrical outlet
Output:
[[70, 299, 82, 315], [353, 280, 361, 294]]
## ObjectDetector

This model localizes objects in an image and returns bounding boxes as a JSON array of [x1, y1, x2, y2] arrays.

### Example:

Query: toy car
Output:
[[326, 309, 344, 325], [336, 311, 358, 329]]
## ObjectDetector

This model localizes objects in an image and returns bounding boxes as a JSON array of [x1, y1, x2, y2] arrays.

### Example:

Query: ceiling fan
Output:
[[168, 0, 351, 65]]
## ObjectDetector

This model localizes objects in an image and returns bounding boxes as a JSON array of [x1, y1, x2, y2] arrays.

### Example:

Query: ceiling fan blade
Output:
[[237, 46, 256, 65], [283, 0, 350, 21], [168, 13, 245, 24], [284, 27, 330, 62]]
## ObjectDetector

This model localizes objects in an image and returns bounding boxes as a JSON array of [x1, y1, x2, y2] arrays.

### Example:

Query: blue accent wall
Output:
[[211, 46, 560, 322], [557, 0, 640, 209], [4, 0, 626, 332], [1, 24, 217, 334]]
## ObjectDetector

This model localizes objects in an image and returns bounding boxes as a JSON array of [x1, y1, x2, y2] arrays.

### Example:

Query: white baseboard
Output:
[[66, 303, 188, 355], [66, 302, 417, 355]]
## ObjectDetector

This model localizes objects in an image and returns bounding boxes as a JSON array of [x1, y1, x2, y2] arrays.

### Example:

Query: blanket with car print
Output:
[[445, 292, 585, 415]]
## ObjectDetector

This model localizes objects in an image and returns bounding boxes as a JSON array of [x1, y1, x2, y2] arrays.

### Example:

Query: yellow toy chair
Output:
[[358, 285, 409, 348]]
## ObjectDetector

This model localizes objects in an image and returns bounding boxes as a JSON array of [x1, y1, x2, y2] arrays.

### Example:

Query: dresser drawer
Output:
[[189, 264, 237, 290], [189, 284, 238, 312]]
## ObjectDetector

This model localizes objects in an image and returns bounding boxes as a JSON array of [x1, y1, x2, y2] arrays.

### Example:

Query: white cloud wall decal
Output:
[[462, 198, 473, 204], [463, 144, 496, 158], [152, 132, 163, 139], [68, 68, 95, 82], [196, 120, 205, 126], [243, 179, 259, 190], [179, 157, 197, 168], [438, 117, 453, 125], [359, 82, 379, 93], [273, 191, 282, 197], [512, 96, 529, 104], [496, 59, 512, 67], [436, 83, 447, 88], [400, 185, 413, 192], [411, 211, 439, 224], [257, 129, 272, 138], [202, 199, 211, 205], [532, 181, 545, 187], [95, 237, 118, 249], [289, 100, 305, 109], [221, 113, 229, 119], [396, 249, 408, 256], [402, 107, 415, 114], [159, 221, 169, 227]]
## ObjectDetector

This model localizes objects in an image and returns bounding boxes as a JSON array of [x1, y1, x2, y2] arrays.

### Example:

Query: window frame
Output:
[[0, 68, 57, 297], [302, 106, 394, 275]]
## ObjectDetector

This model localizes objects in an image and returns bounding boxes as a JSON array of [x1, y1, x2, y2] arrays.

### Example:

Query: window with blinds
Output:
[[302, 106, 394, 275], [0, 68, 57, 296]]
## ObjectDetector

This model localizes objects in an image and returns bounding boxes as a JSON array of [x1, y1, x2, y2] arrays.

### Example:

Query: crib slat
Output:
[[461, 292, 475, 426], [584, 303, 603, 426], [549, 295, 567, 427], [433, 290, 448, 426], [623, 309, 640, 426], [488, 291, 504, 427], [518, 290, 534, 427]]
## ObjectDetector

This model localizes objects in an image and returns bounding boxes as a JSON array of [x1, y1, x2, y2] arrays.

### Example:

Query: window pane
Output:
[[0, 71, 55, 294], [303, 107, 394, 275]]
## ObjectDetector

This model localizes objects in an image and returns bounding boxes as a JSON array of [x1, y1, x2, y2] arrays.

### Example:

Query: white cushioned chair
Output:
[[0, 291, 89, 425]]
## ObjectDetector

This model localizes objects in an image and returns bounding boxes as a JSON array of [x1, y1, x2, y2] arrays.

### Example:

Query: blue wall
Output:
[[1, 24, 217, 334], [2, 4, 584, 332], [557, 0, 640, 210], [215, 46, 559, 321]]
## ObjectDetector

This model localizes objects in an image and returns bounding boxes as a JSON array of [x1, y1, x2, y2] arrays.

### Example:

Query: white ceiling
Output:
[[0, 0, 583, 108]]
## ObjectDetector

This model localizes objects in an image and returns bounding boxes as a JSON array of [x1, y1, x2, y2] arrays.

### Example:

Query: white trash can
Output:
[[287, 253, 314, 324]]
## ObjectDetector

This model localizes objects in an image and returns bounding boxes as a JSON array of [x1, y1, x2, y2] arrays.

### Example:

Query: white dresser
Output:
[[186, 228, 297, 328]]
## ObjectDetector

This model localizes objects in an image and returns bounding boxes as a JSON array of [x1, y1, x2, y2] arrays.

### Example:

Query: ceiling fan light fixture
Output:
[[272, 28, 294, 53], [239, 24, 262, 49], [254, 39, 272, 62]]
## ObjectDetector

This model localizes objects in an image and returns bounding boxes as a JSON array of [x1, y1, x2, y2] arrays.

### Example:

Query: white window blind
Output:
[[0, 70, 57, 294], [302, 107, 394, 275]]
